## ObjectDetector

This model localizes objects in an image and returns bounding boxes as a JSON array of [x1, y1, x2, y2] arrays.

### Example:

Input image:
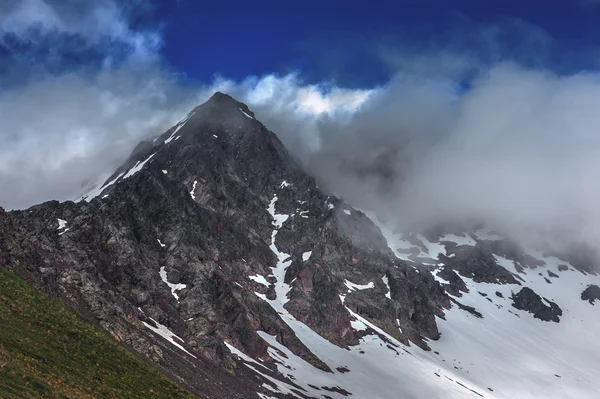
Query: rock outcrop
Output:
[[581, 284, 600, 305], [511, 287, 562, 323]]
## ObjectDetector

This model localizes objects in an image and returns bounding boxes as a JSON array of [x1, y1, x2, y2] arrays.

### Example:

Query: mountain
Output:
[[1, 92, 600, 398]]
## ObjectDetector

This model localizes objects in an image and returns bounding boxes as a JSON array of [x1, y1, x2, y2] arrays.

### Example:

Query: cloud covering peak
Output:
[[2, 0, 600, 256]]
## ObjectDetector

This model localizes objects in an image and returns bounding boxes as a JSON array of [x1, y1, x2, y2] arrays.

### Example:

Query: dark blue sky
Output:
[[146, 0, 600, 88]]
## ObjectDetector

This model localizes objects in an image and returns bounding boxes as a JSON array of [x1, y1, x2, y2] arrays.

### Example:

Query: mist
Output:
[[264, 65, 600, 249], [206, 66, 600, 253], [3, 1, 600, 254], [0, 0, 197, 209]]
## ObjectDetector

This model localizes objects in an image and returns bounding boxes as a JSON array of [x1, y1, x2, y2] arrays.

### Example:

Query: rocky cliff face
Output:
[[0, 93, 451, 398], [2, 93, 600, 399]]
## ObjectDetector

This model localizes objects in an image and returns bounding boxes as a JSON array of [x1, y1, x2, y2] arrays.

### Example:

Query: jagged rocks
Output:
[[511, 287, 562, 322], [444, 243, 521, 285], [0, 92, 455, 397], [581, 285, 600, 305], [436, 266, 468, 296]]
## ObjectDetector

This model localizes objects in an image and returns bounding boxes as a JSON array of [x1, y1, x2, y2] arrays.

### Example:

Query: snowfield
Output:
[[225, 201, 600, 399]]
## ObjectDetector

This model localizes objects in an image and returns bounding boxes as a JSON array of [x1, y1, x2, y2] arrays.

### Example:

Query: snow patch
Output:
[[344, 280, 375, 292], [299, 210, 309, 218], [265, 195, 292, 306], [123, 153, 156, 179], [56, 218, 70, 235], [80, 171, 125, 201], [343, 209, 351, 215], [382, 275, 391, 299], [302, 251, 312, 262], [142, 317, 197, 359], [395, 318, 403, 333], [417, 234, 446, 260], [224, 342, 261, 365], [255, 321, 480, 399], [157, 239, 166, 248], [164, 111, 194, 144], [239, 108, 254, 119], [159, 266, 187, 301], [350, 318, 368, 331], [190, 180, 197, 200], [248, 274, 270, 287], [360, 210, 413, 261]]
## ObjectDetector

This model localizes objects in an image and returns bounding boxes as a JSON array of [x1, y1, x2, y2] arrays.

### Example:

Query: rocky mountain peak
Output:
[[205, 91, 255, 116], [3, 92, 600, 399], [181, 91, 258, 135]]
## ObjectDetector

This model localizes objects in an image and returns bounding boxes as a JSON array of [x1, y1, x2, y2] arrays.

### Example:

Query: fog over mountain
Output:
[[3, 0, 600, 257]]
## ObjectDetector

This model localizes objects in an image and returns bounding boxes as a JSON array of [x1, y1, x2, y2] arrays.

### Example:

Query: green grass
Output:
[[0, 267, 196, 399]]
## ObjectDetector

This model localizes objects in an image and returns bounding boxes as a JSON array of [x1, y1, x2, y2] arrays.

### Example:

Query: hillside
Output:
[[0, 267, 194, 399]]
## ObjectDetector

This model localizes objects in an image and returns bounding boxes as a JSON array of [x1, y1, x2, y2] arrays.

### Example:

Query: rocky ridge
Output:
[[1, 93, 600, 398]]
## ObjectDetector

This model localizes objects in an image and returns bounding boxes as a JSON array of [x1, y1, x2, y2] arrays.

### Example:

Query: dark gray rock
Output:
[[450, 298, 483, 318], [511, 287, 562, 322], [0, 92, 452, 396], [443, 243, 521, 285], [436, 266, 468, 297], [581, 285, 600, 305]]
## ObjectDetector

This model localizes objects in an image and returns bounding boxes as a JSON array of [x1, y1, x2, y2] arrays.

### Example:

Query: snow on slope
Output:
[[233, 185, 491, 399], [159, 266, 186, 301], [123, 153, 156, 179], [141, 316, 197, 359], [242, 202, 600, 398], [165, 110, 195, 144], [427, 249, 600, 399], [79, 171, 125, 201], [79, 151, 156, 201], [367, 214, 600, 399], [302, 251, 312, 262], [239, 108, 254, 119]]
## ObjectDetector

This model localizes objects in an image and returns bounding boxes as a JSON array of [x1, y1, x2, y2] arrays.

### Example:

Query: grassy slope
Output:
[[0, 267, 196, 399]]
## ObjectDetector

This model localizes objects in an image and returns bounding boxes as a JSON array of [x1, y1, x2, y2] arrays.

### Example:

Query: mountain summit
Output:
[[2, 93, 600, 398]]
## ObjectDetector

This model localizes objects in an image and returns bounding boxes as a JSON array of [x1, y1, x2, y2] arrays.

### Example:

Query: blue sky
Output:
[[3, 0, 600, 88], [152, 0, 600, 86]]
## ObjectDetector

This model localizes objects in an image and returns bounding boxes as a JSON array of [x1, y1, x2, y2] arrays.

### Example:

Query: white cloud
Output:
[[0, 66, 199, 209], [2, 0, 600, 256], [0, 68, 373, 209], [0, 0, 161, 59]]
